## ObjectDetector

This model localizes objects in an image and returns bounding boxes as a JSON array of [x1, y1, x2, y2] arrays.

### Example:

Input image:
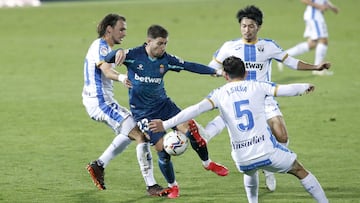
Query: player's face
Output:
[[239, 18, 259, 43], [110, 20, 127, 45], [147, 37, 168, 58]]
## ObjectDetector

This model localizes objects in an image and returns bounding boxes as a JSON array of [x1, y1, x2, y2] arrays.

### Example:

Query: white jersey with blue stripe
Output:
[[207, 80, 279, 164], [82, 38, 116, 107], [303, 0, 328, 22], [209, 38, 287, 82]]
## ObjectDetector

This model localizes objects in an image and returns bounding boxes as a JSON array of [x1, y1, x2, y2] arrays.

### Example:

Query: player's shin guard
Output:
[[136, 142, 156, 186], [158, 150, 175, 184], [185, 131, 209, 161]]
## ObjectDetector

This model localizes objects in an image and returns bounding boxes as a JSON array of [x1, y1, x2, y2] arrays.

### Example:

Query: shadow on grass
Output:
[[72, 191, 172, 203]]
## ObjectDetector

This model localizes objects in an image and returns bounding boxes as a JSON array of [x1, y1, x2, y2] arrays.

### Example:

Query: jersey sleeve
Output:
[[266, 39, 287, 62], [167, 53, 216, 75], [208, 42, 230, 69], [275, 83, 311, 96]]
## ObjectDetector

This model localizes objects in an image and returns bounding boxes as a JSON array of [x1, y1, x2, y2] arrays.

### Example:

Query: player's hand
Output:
[[316, 62, 331, 71], [149, 119, 165, 133], [122, 78, 132, 88], [212, 69, 223, 77], [115, 49, 126, 66]]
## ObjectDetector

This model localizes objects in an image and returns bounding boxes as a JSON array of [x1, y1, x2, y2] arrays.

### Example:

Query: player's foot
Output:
[[86, 160, 106, 190], [146, 184, 171, 197], [188, 119, 206, 147], [167, 185, 180, 199], [264, 171, 276, 192], [312, 69, 334, 76], [204, 161, 229, 176], [277, 62, 284, 72]]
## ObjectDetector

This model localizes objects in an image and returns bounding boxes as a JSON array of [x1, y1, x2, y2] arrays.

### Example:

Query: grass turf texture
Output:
[[0, 0, 359, 202]]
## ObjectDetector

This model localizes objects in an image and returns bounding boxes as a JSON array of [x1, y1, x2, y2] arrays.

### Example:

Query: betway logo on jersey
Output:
[[245, 62, 265, 71], [134, 73, 162, 84], [232, 135, 265, 150]]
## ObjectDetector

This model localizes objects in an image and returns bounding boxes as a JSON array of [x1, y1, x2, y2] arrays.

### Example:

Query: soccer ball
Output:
[[163, 130, 189, 156]]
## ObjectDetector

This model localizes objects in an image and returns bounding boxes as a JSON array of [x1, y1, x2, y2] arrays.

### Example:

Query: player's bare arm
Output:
[[297, 61, 331, 71], [98, 62, 131, 88]]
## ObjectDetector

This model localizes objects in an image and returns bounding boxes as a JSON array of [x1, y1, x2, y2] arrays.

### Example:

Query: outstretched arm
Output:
[[275, 83, 315, 97], [149, 99, 214, 132], [183, 61, 222, 76]]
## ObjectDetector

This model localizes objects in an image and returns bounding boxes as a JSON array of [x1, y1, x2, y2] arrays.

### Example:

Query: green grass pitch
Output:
[[0, 0, 359, 202]]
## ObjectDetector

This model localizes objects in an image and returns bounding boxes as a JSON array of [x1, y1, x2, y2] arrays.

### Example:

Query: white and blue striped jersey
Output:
[[207, 80, 279, 163], [303, 0, 328, 22], [82, 38, 115, 107], [209, 38, 287, 82]]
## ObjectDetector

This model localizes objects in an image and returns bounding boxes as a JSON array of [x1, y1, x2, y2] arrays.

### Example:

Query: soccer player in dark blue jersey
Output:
[[105, 24, 228, 198]]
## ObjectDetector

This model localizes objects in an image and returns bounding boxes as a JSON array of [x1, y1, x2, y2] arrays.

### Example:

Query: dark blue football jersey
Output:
[[105, 44, 216, 121]]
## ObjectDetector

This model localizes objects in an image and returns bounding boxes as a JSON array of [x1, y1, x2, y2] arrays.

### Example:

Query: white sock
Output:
[[243, 171, 259, 203], [300, 172, 328, 203], [204, 115, 226, 142], [286, 42, 310, 57], [315, 43, 327, 65], [99, 134, 131, 168], [136, 142, 156, 186]]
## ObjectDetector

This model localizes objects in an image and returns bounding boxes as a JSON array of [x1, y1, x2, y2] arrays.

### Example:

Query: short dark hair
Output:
[[222, 56, 246, 78], [236, 5, 263, 26], [97, 14, 126, 38], [147, 24, 168, 39]]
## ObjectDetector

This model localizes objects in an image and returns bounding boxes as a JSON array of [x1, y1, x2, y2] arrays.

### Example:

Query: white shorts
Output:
[[84, 101, 136, 136], [265, 97, 283, 120], [236, 144, 297, 175], [303, 19, 328, 40]]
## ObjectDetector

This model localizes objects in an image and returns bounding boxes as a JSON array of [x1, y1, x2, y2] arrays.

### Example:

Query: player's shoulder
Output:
[[258, 38, 283, 49]]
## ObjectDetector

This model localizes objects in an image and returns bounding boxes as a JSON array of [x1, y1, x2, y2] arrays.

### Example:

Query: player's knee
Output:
[[128, 127, 146, 143], [289, 160, 308, 179]]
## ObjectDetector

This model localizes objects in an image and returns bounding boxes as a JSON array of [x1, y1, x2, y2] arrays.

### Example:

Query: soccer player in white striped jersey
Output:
[[203, 5, 331, 192], [149, 56, 329, 203], [82, 14, 169, 196], [277, 0, 339, 75]]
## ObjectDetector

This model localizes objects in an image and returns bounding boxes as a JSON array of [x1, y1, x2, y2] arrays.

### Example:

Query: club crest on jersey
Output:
[[100, 46, 108, 56], [257, 45, 264, 52], [159, 64, 165, 74]]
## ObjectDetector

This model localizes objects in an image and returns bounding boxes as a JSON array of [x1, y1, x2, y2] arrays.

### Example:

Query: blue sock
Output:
[[186, 131, 209, 161], [158, 150, 175, 184]]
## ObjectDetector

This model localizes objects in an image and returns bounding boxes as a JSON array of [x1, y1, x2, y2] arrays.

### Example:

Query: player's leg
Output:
[[313, 37, 333, 76], [85, 103, 132, 190], [263, 100, 290, 191], [178, 121, 229, 177], [127, 121, 169, 197], [243, 170, 259, 203], [267, 143, 328, 202], [264, 115, 288, 191], [153, 138, 179, 199], [288, 160, 329, 203]]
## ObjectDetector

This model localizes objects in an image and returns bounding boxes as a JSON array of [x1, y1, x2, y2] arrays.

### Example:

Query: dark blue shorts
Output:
[[135, 98, 181, 145]]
